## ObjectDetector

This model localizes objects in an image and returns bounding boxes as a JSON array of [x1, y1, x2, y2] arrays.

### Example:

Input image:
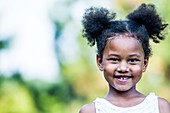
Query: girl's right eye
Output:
[[108, 58, 119, 63]]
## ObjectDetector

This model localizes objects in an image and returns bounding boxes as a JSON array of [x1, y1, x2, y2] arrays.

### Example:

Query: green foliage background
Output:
[[0, 0, 170, 113]]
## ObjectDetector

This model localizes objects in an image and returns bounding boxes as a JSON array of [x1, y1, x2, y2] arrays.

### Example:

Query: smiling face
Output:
[[97, 35, 148, 92]]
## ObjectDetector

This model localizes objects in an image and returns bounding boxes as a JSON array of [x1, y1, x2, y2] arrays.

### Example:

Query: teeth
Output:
[[120, 77, 128, 80]]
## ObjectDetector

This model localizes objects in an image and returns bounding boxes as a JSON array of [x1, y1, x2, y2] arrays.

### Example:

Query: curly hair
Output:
[[82, 3, 168, 58]]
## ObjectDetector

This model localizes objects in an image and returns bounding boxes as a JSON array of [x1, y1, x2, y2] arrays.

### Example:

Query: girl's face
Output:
[[97, 36, 148, 92]]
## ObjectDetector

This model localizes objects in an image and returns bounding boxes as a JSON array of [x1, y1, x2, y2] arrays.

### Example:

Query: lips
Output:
[[114, 75, 133, 82]]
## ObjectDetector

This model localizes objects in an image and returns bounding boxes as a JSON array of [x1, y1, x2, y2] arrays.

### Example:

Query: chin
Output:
[[114, 87, 132, 92]]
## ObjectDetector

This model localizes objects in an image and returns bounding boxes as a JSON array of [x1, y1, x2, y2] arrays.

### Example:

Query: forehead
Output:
[[105, 35, 144, 54]]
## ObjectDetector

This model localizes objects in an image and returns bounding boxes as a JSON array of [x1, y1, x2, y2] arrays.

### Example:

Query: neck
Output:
[[104, 85, 145, 107], [105, 84, 143, 100]]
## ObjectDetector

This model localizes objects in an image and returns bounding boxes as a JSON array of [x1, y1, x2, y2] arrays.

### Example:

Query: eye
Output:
[[108, 58, 120, 63], [128, 59, 140, 64]]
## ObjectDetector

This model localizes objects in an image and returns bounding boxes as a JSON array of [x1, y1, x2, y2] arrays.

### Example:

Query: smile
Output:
[[114, 76, 133, 82]]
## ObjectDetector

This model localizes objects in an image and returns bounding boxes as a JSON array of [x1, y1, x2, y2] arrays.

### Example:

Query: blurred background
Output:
[[0, 0, 170, 113]]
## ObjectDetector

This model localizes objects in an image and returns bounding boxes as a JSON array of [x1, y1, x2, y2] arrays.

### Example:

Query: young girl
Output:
[[79, 3, 170, 113]]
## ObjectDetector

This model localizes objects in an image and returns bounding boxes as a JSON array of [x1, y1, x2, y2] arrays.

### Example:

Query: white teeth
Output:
[[120, 77, 128, 80]]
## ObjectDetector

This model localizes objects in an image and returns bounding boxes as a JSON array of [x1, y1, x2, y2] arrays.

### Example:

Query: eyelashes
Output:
[[107, 58, 119, 62], [107, 58, 140, 64]]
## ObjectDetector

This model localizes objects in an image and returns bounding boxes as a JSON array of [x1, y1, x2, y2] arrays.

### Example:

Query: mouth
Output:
[[114, 76, 133, 82]]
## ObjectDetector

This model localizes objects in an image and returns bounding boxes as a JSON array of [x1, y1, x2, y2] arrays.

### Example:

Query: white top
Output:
[[93, 93, 159, 113]]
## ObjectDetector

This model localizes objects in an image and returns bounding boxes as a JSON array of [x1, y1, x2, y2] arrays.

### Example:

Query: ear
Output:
[[142, 58, 149, 72], [96, 54, 103, 71]]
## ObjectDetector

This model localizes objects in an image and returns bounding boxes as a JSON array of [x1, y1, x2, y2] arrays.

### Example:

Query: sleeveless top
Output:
[[93, 93, 159, 113]]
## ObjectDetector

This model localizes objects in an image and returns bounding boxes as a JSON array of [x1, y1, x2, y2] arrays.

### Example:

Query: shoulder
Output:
[[79, 103, 95, 113], [158, 97, 170, 113]]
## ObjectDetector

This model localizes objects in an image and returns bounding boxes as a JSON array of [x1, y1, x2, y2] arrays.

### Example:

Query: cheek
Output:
[[132, 65, 143, 75], [103, 63, 116, 76], [133, 65, 142, 70]]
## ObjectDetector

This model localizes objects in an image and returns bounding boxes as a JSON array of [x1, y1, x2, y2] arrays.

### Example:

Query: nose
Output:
[[117, 61, 129, 72]]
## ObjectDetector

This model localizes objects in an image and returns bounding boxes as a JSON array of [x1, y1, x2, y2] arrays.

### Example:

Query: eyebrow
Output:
[[107, 53, 120, 57], [129, 53, 141, 57], [107, 53, 141, 57]]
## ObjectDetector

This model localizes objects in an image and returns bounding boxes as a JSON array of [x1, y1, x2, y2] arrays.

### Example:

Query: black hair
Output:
[[82, 3, 168, 58]]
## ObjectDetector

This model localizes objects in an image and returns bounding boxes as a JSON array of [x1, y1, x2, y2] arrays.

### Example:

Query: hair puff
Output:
[[82, 7, 116, 46], [127, 3, 168, 43]]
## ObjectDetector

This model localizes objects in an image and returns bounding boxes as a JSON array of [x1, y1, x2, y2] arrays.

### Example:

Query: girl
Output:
[[79, 3, 170, 113]]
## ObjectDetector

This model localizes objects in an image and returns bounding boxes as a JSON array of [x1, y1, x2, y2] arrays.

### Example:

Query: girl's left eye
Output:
[[128, 59, 139, 63]]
